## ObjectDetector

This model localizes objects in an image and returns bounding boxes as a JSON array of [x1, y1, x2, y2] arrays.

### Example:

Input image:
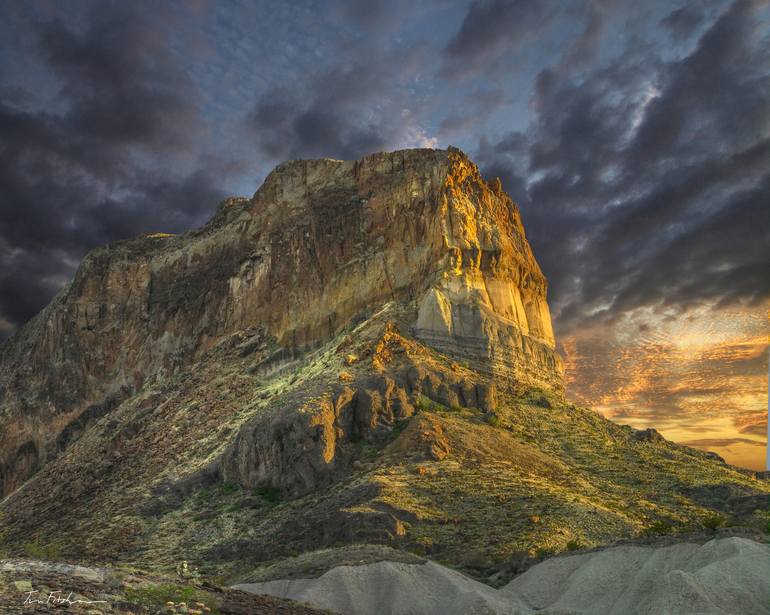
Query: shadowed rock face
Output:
[[0, 147, 561, 497]]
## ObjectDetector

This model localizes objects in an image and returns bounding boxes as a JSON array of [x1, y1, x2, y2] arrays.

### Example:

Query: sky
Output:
[[0, 0, 768, 469]]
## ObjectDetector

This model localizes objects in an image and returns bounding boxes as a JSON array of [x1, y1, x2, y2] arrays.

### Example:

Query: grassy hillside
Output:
[[1, 305, 768, 584]]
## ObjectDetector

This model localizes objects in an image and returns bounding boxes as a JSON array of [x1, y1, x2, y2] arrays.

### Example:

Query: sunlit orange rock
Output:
[[0, 147, 562, 496]]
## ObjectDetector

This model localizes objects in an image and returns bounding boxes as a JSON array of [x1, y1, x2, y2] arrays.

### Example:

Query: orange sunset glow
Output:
[[562, 304, 769, 470]]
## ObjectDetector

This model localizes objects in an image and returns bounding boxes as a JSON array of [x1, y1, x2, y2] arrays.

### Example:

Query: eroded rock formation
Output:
[[0, 147, 561, 497], [1, 151, 768, 574]]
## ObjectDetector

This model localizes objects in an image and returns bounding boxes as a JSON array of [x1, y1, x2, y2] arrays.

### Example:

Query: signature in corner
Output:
[[23, 590, 108, 606]]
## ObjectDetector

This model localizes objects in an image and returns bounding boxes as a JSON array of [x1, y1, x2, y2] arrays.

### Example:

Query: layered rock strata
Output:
[[0, 147, 561, 497]]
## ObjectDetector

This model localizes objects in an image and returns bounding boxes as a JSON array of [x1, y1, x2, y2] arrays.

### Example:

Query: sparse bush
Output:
[[566, 539, 583, 551], [254, 485, 281, 505], [414, 536, 434, 555], [415, 395, 449, 413], [643, 520, 673, 536], [125, 583, 217, 612], [360, 443, 378, 459], [23, 537, 62, 560], [387, 419, 408, 438], [702, 514, 724, 531], [533, 396, 552, 409], [219, 483, 237, 495], [415, 395, 433, 412], [487, 413, 503, 428], [534, 546, 554, 559], [194, 488, 212, 505], [176, 560, 201, 581]]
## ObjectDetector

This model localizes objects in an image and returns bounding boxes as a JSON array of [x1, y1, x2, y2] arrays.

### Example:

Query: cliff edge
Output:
[[0, 147, 561, 498]]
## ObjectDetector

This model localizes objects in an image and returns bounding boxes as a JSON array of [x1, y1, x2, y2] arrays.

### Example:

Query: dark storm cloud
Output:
[[0, 7, 229, 340], [0, 241, 72, 330], [37, 13, 203, 152], [2, 0, 768, 356], [443, 0, 550, 76], [249, 99, 382, 163], [558, 0, 610, 69], [247, 44, 435, 162], [476, 0, 770, 334], [475, 132, 532, 210], [439, 114, 475, 136], [248, 80, 389, 161], [465, 87, 511, 113], [629, 0, 768, 168], [661, 5, 706, 38], [335, 0, 393, 29]]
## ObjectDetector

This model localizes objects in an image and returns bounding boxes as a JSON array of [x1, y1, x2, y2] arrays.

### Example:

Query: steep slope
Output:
[[0, 148, 767, 584], [0, 147, 559, 498]]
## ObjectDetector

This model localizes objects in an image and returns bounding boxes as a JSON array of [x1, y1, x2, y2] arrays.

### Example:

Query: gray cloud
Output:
[[2, 0, 768, 362], [246, 44, 436, 163], [0, 6, 231, 340], [661, 4, 706, 38], [476, 0, 770, 335], [443, 0, 551, 77]]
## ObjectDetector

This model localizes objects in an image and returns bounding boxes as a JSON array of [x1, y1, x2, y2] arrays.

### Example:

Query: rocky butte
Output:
[[0, 147, 560, 498], [0, 148, 767, 590]]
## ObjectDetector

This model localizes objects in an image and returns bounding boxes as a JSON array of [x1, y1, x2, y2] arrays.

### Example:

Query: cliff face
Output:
[[1, 149, 768, 577], [0, 147, 560, 497]]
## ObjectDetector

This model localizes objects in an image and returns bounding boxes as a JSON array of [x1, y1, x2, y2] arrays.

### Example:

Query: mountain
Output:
[[0, 147, 559, 498], [0, 148, 767, 586]]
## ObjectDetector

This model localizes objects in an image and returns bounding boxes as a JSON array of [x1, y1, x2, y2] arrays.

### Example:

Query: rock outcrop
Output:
[[0, 147, 561, 497], [219, 324, 503, 497]]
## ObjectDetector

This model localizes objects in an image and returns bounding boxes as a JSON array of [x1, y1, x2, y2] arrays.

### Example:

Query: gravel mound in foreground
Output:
[[234, 537, 770, 615], [504, 535, 770, 615]]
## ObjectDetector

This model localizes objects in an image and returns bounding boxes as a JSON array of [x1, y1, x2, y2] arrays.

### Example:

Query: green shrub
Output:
[[23, 537, 62, 560], [125, 584, 218, 612], [360, 443, 379, 460], [566, 539, 583, 551], [219, 483, 237, 495], [254, 485, 281, 505], [487, 414, 503, 428], [534, 546, 554, 559], [414, 536, 434, 555], [415, 395, 433, 412], [643, 520, 673, 536], [176, 560, 200, 581], [194, 488, 212, 505], [702, 514, 724, 531]]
